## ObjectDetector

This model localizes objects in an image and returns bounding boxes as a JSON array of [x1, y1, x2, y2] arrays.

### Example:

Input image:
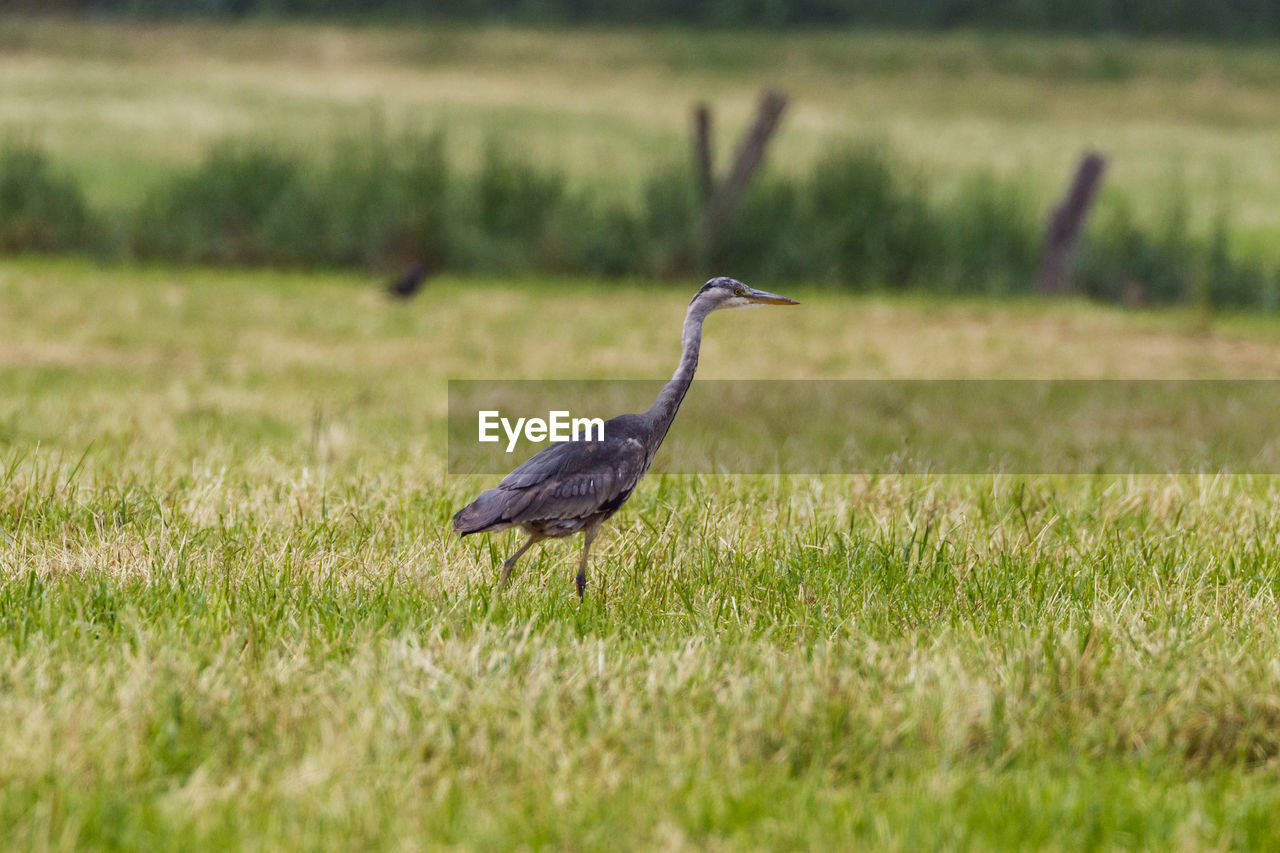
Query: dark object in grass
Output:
[[387, 262, 428, 298], [1036, 152, 1107, 296], [452, 276, 798, 598], [697, 90, 788, 258]]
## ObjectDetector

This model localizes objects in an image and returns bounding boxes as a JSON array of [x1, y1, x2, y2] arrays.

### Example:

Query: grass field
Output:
[[5, 257, 1280, 847], [7, 15, 1280, 847], [6, 17, 1280, 247]]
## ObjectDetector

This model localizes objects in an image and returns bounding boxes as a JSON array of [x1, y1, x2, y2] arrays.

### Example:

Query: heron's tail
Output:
[[451, 488, 509, 535]]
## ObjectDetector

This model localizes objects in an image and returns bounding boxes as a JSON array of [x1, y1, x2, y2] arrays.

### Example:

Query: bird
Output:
[[451, 276, 799, 598], [387, 262, 427, 299]]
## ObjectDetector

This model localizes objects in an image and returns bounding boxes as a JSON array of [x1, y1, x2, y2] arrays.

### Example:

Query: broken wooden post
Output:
[[691, 103, 715, 204], [1036, 151, 1108, 296], [697, 89, 789, 255]]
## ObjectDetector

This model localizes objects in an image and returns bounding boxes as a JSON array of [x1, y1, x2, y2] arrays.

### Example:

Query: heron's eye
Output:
[[734, 287, 747, 296]]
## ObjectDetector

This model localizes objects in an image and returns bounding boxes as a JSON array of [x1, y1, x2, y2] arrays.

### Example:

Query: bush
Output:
[[3, 132, 1279, 312], [136, 141, 300, 265], [1075, 198, 1195, 306], [136, 133, 451, 269], [475, 142, 564, 242], [269, 132, 450, 268], [936, 175, 1039, 293], [803, 144, 936, 287], [0, 143, 92, 254], [442, 141, 565, 272], [640, 164, 701, 276], [546, 194, 646, 277], [715, 177, 808, 282]]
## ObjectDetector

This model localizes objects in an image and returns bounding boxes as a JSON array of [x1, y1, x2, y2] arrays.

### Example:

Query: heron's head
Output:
[[692, 276, 799, 312]]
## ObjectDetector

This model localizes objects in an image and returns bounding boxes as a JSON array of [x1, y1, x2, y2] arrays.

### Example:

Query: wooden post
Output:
[[697, 89, 789, 255], [1036, 152, 1108, 296], [692, 103, 715, 203]]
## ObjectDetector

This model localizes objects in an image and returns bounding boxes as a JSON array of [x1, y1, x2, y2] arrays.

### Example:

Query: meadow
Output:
[[5, 258, 1280, 848], [6, 16, 1280, 850]]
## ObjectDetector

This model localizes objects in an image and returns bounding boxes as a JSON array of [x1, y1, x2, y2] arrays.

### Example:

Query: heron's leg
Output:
[[575, 525, 600, 599], [499, 535, 542, 586]]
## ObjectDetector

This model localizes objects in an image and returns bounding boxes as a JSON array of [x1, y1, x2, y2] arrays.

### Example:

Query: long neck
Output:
[[645, 299, 711, 448]]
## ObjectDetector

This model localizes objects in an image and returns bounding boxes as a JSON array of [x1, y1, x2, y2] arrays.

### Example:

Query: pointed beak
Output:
[[745, 287, 799, 306]]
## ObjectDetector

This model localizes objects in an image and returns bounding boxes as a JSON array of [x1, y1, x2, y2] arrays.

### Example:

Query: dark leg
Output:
[[575, 525, 600, 599], [499, 534, 542, 586]]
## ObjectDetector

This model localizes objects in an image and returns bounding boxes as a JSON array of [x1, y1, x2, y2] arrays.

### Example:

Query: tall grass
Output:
[[134, 133, 450, 269], [0, 143, 91, 254], [1, 131, 1274, 309]]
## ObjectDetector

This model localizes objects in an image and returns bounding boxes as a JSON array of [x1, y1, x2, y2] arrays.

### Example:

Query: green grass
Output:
[[5, 257, 1280, 847], [6, 18, 1280, 244]]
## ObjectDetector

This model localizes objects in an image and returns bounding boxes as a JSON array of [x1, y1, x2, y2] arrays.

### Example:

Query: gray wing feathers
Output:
[[498, 439, 590, 489], [451, 487, 510, 534], [452, 435, 648, 535]]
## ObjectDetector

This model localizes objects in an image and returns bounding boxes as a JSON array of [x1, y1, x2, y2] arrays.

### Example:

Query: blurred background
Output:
[[5, 1, 1280, 309]]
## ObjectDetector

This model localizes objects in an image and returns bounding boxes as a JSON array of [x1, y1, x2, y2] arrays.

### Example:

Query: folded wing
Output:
[[452, 414, 650, 535]]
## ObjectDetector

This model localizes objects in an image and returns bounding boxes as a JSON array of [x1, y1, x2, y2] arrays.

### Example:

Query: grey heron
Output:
[[452, 276, 798, 597]]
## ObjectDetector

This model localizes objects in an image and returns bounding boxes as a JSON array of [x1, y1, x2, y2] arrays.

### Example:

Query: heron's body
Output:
[[452, 277, 797, 597], [452, 412, 649, 539]]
